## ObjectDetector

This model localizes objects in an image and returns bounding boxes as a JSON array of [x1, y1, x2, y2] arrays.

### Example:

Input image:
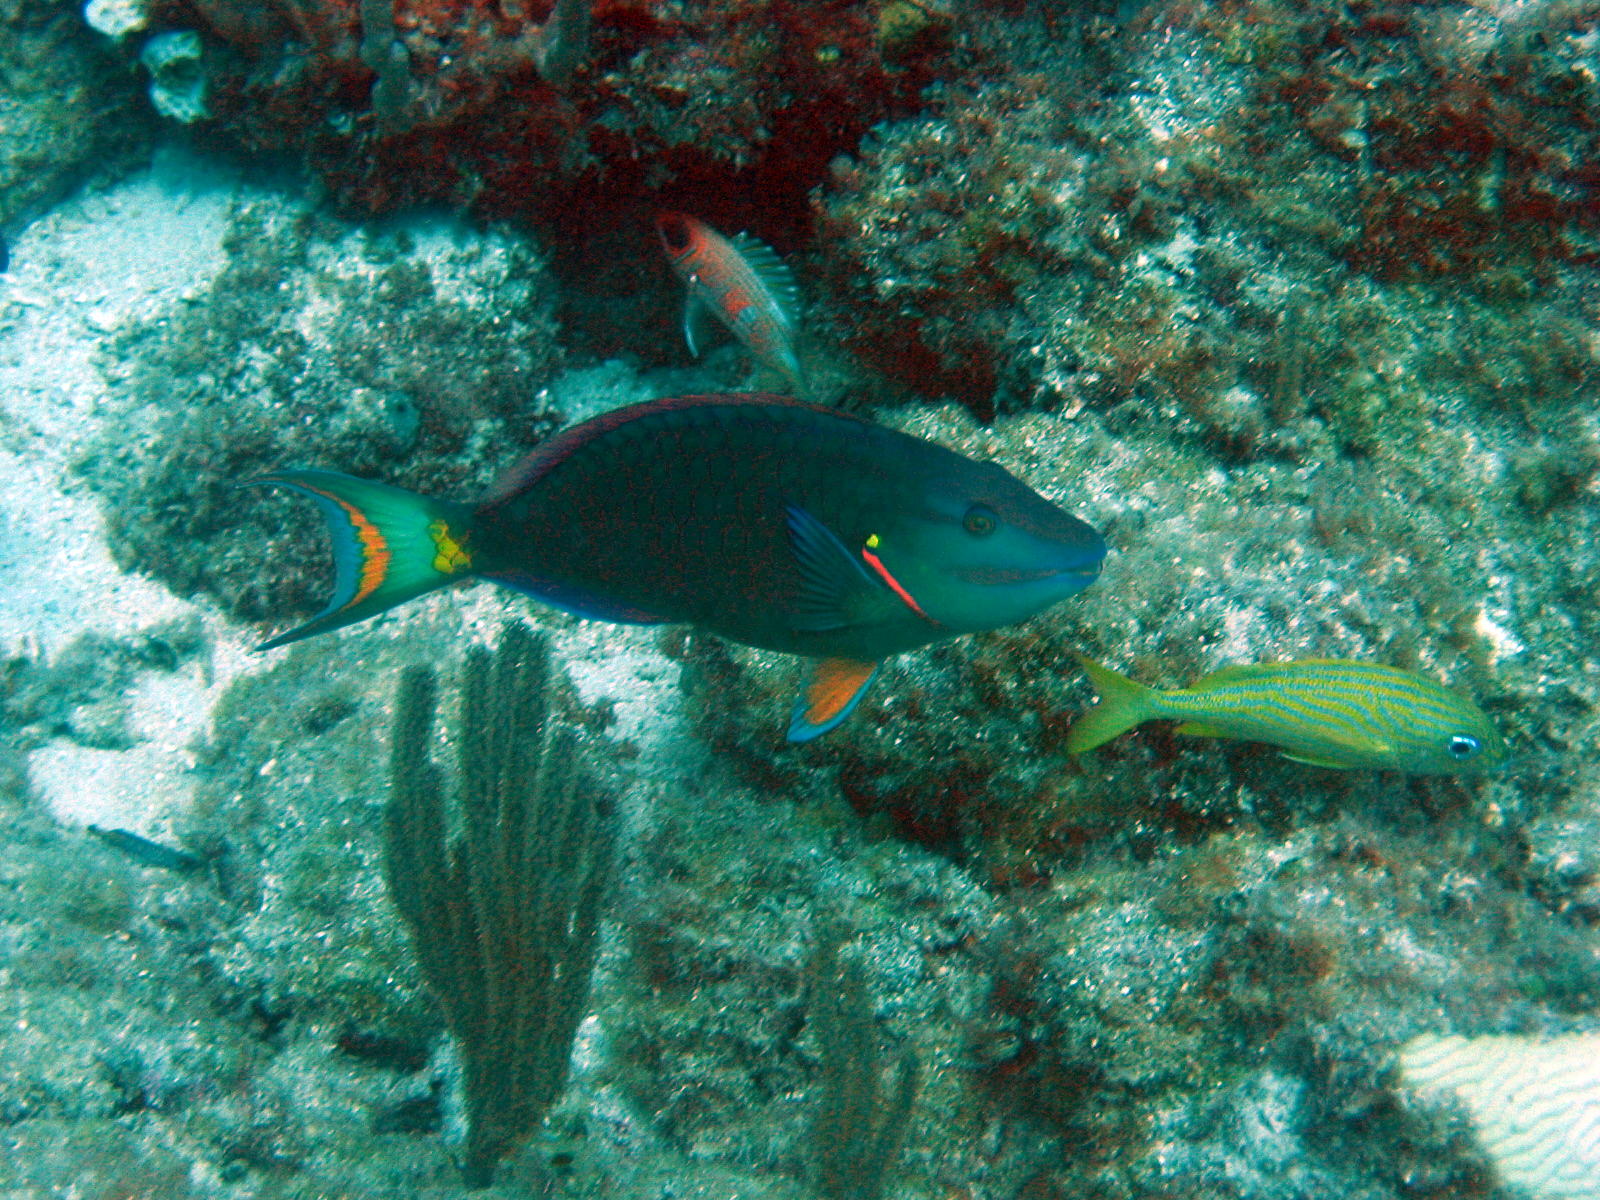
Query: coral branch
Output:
[[805, 927, 920, 1200], [385, 622, 615, 1188]]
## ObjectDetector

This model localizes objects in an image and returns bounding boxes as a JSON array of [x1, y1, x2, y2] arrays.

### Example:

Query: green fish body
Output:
[[1067, 657, 1506, 773], [255, 394, 1106, 740]]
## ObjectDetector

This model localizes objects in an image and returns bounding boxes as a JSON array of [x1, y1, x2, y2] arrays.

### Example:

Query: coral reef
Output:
[[116, 0, 954, 224], [6, 0, 1600, 1196], [386, 623, 616, 1186], [0, 3, 152, 232], [80, 200, 563, 629], [815, 0, 1600, 418]]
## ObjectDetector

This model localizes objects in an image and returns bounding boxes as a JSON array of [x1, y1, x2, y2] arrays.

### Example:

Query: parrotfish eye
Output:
[[657, 214, 691, 253], [962, 505, 998, 536], [1447, 734, 1481, 760]]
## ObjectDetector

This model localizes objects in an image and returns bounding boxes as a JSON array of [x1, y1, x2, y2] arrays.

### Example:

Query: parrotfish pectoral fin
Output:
[[784, 503, 896, 632], [250, 470, 476, 650], [1064, 655, 1161, 755], [788, 657, 880, 742]]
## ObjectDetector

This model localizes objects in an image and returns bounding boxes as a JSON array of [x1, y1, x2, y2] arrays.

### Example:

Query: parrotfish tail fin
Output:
[[250, 470, 477, 650], [1065, 655, 1160, 755], [788, 657, 880, 742]]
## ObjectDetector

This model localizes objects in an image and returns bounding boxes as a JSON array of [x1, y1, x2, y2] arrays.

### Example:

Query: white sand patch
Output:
[[0, 147, 279, 829], [0, 146, 244, 657]]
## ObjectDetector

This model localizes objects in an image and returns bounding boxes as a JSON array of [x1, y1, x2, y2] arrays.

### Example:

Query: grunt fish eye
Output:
[[1447, 734, 1481, 759], [963, 505, 997, 536]]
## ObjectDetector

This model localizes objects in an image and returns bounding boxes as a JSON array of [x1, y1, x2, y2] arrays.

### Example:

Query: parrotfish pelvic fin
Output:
[[251, 470, 476, 650], [789, 657, 880, 742]]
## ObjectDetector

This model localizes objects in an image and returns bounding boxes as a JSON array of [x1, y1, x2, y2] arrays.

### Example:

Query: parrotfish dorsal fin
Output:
[[784, 503, 896, 632], [731, 233, 801, 327], [789, 657, 879, 741]]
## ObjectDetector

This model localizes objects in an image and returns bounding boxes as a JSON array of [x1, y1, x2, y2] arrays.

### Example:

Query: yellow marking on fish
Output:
[[428, 521, 472, 574], [866, 533, 881, 549]]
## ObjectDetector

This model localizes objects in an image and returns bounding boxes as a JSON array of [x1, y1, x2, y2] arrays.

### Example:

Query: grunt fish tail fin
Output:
[[250, 470, 477, 650], [1065, 655, 1161, 755]]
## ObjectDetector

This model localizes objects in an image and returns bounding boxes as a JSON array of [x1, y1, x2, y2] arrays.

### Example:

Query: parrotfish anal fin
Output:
[[731, 233, 801, 325], [789, 657, 880, 742], [784, 504, 898, 632], [1173, 721, 1228, 739], [478, 568, 669, 625], [682, 291, 713, 357]]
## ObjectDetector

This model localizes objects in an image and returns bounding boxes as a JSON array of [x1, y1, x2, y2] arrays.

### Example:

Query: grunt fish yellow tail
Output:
[[1065, 655, 1166, 754], [251, 470, 478, 650]]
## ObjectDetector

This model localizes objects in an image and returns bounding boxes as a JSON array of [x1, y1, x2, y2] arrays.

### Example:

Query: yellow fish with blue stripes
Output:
[[1067, 657, 1506, 773]]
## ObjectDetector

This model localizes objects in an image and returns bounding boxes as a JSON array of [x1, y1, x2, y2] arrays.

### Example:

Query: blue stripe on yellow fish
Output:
[[1066, 656, 1506, 774]]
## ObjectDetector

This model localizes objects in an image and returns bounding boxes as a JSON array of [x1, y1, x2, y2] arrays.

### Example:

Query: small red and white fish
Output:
[[656, 212, 805, 392]]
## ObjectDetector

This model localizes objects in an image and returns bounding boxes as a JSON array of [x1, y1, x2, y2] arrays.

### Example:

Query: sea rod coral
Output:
[[384, 622, 616, 1186]]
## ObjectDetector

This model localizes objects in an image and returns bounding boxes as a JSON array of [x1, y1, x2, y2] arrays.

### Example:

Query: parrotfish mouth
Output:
[[953, 563, 1103, 587]]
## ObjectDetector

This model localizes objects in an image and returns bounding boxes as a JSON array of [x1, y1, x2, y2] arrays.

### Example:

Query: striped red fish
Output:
[[656, 212, 805, 392], [1067, 656, 1506, 773]]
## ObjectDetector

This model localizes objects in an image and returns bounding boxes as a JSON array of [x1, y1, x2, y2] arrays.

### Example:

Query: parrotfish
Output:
[[656, 213, 805, 392], [256, 393, 1106, 740], [1067, 656, 1506, 773]]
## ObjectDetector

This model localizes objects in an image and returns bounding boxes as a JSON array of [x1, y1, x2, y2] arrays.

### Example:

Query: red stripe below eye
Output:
[[861, 547, 940, 625]]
